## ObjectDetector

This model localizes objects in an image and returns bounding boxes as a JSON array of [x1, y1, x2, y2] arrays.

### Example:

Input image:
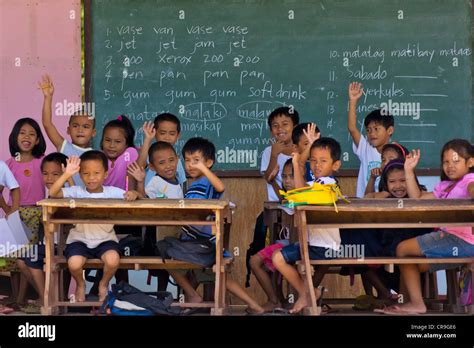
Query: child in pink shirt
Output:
[[382, 139, 474, 315], [101, 115, 138, 190]]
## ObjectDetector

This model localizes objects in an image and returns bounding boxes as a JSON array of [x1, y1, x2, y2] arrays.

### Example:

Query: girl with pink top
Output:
[[6, 118, 46, 243], [382, 139, 474, 315], [3, 118, 46, 305], [101, 115, 138, 190]]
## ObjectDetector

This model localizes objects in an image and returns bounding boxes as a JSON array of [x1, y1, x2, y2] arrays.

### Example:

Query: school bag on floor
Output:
[[155, 236, 216, 268], [100, 281, 181, 316]]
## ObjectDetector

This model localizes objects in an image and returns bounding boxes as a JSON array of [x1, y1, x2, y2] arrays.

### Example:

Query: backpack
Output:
[[280, 182, 349, 212], [155, 236, 216, 268], [244, 212, 267, 288], [100, 281, 181, 316]]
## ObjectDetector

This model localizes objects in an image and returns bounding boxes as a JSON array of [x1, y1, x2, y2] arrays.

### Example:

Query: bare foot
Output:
[[289, 287, 322, 314], [98, 282, 109, 301], [262, 300, 282, 312], [75, 281, 86, 302], [246, 304, 265, 315], [383, 301, 427, 315]]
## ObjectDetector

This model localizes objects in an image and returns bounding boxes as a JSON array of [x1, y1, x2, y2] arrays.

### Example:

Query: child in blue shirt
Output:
[[168, 137, 264, 314]]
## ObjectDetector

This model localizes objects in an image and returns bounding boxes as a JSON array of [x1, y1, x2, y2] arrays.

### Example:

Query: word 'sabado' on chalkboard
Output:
[[88, 0, 473, 171]]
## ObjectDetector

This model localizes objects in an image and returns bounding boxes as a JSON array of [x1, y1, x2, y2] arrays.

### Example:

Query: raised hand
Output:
[[64, 156, 81, 177], [348, 82, 363, 102], [38, 74, 54, 98], [303, 123, 320, 145], [404, 149, 421, 172], [142, 121, 156, 141], [127, 162, 146, 182]]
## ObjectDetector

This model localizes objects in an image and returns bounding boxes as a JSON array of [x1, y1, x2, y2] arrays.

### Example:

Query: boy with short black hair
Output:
[[347, 82, 395, 197], [272, 137, 342, 314], [138, 113, 186, 186], [167, 137, 264, 313], [39, 75, 95, 186], [49, 150, 142, 301], [261, 106, 299, 201]]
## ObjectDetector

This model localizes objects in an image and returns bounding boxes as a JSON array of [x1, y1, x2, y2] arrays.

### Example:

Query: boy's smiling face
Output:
[[150, 148, 178, 180], [309, 147, 341, 178], [80, 159, 108, 193], [270, 115, 294, 144]]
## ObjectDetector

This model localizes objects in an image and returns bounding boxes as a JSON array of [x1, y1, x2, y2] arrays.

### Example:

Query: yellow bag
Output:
[[280, 183, 350, 212]]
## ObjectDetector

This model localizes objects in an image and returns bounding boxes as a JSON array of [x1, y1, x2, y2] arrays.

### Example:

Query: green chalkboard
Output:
[[88, 0, 473, 171]]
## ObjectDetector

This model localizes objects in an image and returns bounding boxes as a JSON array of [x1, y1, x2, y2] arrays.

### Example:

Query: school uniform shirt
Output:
[[181, 176, 223, 242], [60, 140, 93, 186], [433, 173, 474, 244], [352, 136, 381, 198], [260, 146, 292, 201], [6, 157, 44, 206], [0, 160, 19, 191], [145, 175, 183, 199], [61, 185, 125, 248], [307, 176, 341, 250], [104, 147, 139, 190]]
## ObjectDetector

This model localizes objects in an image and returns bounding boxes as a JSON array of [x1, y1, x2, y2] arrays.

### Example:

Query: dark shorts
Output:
[[64, 241, 120, 260], [280, 243, 334, 264], [23, 244, 49, 270]]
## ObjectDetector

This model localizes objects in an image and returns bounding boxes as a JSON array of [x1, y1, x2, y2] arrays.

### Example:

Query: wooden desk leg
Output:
[[42, 207, 59, 315], [211, 210, 225, 316], [296, 211, 318, 316]]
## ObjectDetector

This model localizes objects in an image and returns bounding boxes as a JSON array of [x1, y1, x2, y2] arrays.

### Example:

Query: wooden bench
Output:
[[293, 198, 474, 315], [37, 198, 232, 315], [53, 256, 234, 308]]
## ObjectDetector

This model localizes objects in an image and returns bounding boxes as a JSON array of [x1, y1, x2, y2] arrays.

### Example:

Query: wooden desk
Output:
[[294, 198, 474, 315], [37, 198, 232, 315]]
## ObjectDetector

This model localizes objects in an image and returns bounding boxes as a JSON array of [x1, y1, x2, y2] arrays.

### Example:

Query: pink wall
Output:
[[0, 0, 81, 212], [0, 0, 82, 160]]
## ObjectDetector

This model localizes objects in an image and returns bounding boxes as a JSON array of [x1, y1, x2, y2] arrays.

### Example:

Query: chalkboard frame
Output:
[[83, 0, 474, 178]]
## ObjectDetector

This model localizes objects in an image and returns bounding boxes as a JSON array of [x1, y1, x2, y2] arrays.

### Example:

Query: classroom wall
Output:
[[0, 0, 81, 214], [0, 1, 82, 165]]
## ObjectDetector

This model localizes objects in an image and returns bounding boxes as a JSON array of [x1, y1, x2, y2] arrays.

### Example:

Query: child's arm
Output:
[[67, 177, 75, 187], [299, 123, 320, 168], [266, 164, 284, 200], [192, 162, 225, 193], [137, 121, 156, 169], [264, 141, 289, 183], [9, 187, 20, 216], [292, 152, 306, 189], [364, 168, 381, 195], [0, 186, 20, 217], [347, 82, 364, 147], [49, 157, 81, 198], [127, 162, 147, 198], [404, 150, 435, 199], [39, 75, 64, 150], [364, 191, 390, 199]]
